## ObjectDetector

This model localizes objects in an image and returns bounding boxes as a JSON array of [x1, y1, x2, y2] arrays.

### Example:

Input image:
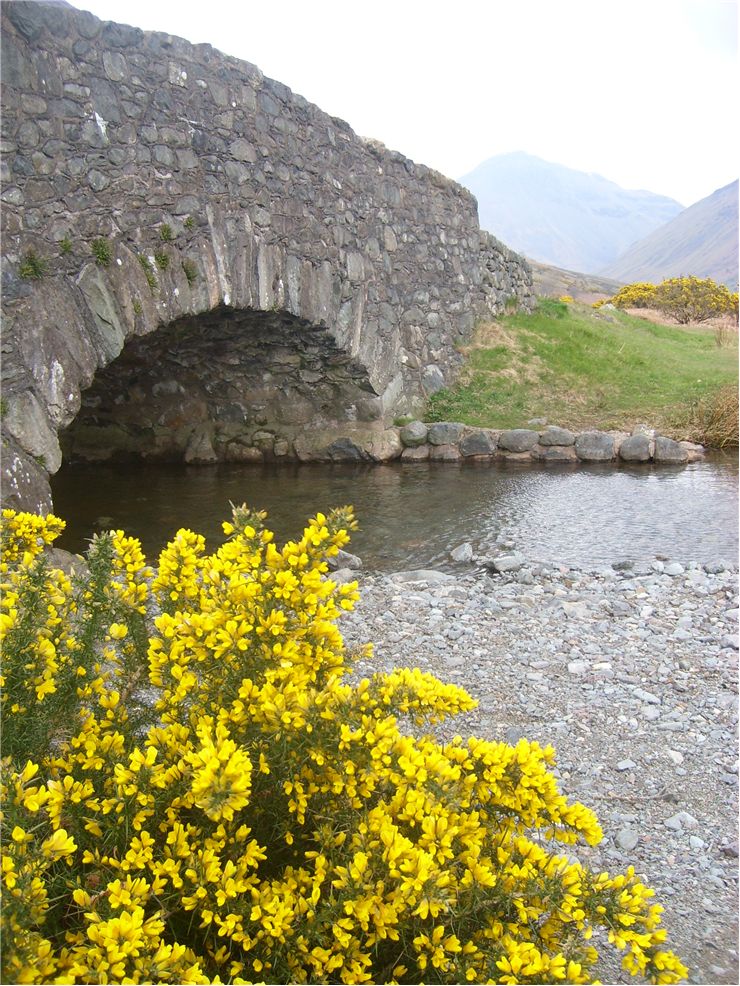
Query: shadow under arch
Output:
[[60, 303, 383, 466]]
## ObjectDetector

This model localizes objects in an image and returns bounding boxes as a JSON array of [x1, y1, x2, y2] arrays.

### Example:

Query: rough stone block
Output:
[[530, 444, 577, 463], [364, 428, 402, 462], [459, 429, 496, 456], [429, 443, 461, 461], [401, 445, 429, 461], [421, 364, 445, 394], [575, 431, 615, 461], [427, 421, 464, 445]]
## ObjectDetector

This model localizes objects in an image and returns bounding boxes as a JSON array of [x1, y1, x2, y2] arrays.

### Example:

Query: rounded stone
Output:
[[575, 431, 615, 461], [619, 433, 652, 462], [498, 428, 539, 452], [539, 425, 575, 446], [399, 420, 428, 447], [654, 436, 689, 464]]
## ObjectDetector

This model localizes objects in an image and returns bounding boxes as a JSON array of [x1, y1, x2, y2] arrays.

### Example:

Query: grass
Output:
[[19, 249, 47, 280], [426, 299, 739, 442], [91, 238, 112, 267]]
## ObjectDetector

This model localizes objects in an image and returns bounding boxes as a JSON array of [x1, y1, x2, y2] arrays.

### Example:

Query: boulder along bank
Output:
[[337, 555, 738, 985]]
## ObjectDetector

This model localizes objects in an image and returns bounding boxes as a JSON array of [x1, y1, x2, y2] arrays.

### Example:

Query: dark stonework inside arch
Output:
[[60, 306, 382, 465]]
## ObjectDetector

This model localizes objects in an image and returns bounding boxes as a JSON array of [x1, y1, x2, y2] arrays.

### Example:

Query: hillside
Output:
[[459, 152, 683, 274], [601, 180, 739, 289], [528, 259, 623, 303]]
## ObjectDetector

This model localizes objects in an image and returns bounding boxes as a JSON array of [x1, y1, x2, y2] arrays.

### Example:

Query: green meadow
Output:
[[426, 300, 738, 445]]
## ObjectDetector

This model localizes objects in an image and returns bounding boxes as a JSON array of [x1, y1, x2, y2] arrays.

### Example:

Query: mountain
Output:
[[459, 152, 684, 274], [600, 180, 738, 289]]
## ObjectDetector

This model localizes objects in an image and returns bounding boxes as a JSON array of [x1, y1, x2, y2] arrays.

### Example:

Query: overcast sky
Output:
[[76, 0, 738, 207]]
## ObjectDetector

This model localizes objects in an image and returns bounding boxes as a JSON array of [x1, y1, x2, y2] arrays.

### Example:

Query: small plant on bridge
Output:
[[1, 506, 688, 985], [138, 253, 158, 291], [184, 215, 196, 230], [18, 249, 47, 280], [159, 223, 174, 243], [91, 238, 112, 268], [182, 258, 198, 285], [153, 249, 170, 271], [59, 236, 73, 256]]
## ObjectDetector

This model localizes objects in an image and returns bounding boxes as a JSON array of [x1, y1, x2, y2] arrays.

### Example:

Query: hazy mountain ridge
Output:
[[600, 180, 739, 289], [460, 152, 684, 274]]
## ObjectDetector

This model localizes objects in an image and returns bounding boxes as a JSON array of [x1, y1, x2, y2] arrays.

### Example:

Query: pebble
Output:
[[616, 827, 640, 851], [616, 759, 637, 771]]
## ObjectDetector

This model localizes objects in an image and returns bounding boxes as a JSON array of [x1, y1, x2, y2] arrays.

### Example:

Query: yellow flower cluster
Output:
[[0, 505, 688, 984]]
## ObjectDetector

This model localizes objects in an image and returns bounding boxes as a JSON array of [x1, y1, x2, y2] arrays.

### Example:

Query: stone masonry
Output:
[[0, 1, 534, 511]]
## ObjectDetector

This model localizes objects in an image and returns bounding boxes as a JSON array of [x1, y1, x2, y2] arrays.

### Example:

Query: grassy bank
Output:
[[427, 299, 739, 444]]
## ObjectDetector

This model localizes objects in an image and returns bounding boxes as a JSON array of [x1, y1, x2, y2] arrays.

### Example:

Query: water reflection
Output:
[[51, 457, 738, 571]]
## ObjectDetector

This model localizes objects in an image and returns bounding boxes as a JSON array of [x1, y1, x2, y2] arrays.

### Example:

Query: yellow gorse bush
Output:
[[607, 276, 738, 324], [0, 505, 687, 985]]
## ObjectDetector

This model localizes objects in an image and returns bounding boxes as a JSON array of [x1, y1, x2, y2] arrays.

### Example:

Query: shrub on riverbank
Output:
[[681, 383, 739, 449], [1, 507, 688, 984], [427, 300, 738, 439]]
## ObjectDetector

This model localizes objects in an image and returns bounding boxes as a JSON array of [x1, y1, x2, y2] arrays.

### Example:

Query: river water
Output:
[[50, 457, 738, 571]]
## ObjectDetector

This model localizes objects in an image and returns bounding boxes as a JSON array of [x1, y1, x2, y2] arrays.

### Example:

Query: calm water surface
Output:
[[51, 458, 739, 572]]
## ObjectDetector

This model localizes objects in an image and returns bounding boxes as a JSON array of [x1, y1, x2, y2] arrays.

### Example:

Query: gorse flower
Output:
[[0, 505, 687, 984]]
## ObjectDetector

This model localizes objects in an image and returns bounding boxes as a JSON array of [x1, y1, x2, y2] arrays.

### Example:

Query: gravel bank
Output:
[[339, 556, 739, 985]]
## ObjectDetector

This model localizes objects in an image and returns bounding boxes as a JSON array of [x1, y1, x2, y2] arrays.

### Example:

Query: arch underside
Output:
[[61, 306, 384, 465]]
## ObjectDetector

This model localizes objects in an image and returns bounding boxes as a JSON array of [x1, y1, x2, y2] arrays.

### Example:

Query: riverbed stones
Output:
[[575, 430, 615, 461], [619, 433, 652, 462], [339, 554, 739, 985], [399, 420, 428, 447], [498, 428, 539, 452], [450, 542, 474, 563], [486, 553, 526, 573]]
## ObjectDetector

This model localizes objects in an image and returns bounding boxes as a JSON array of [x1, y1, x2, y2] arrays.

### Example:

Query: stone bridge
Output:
[[1, 0, 534, 513]]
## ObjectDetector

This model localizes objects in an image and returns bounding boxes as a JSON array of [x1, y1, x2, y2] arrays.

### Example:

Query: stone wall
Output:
[[0, 0, 534, 511]]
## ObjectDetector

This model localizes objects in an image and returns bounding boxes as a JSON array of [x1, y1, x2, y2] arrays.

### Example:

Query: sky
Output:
[[75, 0, 738, 207]]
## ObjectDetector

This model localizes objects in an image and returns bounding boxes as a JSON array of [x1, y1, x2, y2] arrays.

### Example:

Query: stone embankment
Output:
[[291, 419, 705, 465], [335, 551, 739, 985]]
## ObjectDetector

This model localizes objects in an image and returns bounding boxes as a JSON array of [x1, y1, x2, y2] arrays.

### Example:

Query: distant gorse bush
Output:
[[1, 506, 688, 984], [605, 276, 738, 324]]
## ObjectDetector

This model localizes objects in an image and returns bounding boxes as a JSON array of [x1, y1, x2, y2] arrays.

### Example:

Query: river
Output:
[[50, 456, 738, 571]]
